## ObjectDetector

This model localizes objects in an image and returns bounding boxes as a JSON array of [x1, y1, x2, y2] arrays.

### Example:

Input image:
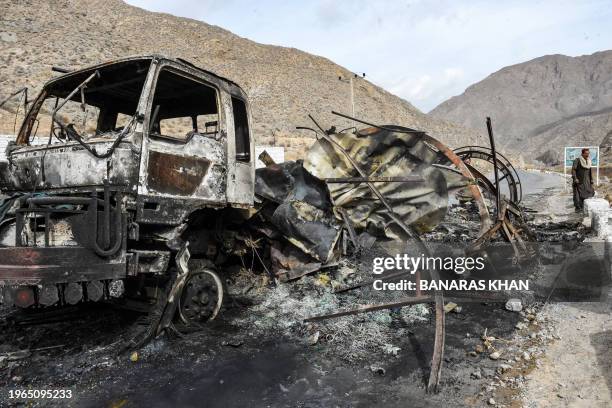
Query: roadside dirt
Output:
[[508, 174, 612, 408], [521, 302, 611, 408]]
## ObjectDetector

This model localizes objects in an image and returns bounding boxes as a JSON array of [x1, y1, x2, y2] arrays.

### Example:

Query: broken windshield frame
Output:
[[16, 59, 152, 147]]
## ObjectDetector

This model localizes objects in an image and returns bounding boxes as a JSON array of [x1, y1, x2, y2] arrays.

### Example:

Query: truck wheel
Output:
[[177, 269, 223, 325]]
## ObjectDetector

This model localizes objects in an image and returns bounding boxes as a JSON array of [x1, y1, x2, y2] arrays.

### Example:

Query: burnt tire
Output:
[[177, 268, 223, 325]]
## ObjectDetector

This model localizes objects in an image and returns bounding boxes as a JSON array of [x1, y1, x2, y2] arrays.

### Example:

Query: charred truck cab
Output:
[[0, 56, 254, 328]]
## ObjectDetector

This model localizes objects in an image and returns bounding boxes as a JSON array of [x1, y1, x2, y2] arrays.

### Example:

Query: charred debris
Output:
[[0, 56, 570, 392]]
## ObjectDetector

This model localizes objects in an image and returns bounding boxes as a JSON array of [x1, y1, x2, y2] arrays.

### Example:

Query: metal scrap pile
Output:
[[233, 115, 532, 392], [247, 126, 470, 282]]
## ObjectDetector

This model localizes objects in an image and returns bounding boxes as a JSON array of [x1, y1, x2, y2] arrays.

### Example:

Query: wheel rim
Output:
[[178, 269, 223, 325]]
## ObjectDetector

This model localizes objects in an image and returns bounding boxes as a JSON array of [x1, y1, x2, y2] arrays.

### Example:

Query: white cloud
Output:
[[126, 0, 612, 111], [387, 68, 465, 106]]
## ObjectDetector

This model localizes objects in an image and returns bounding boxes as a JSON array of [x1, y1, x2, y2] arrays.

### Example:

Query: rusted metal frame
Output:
[[500, 217, 521, 260], [455, 166, 529, 254], [486, 118, 502, 221], [454, 146, 522, 202], [422, 135, 492, 236], [415, 269, 422, 297], [464, 163, 497, 198], [17, 88, 48, 145], [469, 201, 521, 258], [461, 151, 516, 187], [427, 279, 445, 393], [468, 222, 502, 253], [454, 146, 523, 203], [324, 176, 424, 183], [504, 217, 529, 253], [310, 120, 445, 392], [462, 164, 527, 249]]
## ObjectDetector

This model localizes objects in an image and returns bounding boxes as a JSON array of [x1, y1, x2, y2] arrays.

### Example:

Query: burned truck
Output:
[[0, 55, 533, 392], [0, 56, 256, 334]]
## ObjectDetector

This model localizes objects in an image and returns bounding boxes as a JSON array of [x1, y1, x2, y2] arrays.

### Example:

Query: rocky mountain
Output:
[[0, 0, 481, 161], [430, 51, 612, 166]]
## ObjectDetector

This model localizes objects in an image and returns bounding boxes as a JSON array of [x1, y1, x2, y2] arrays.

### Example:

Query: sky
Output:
[[126, 0, 612, 112]]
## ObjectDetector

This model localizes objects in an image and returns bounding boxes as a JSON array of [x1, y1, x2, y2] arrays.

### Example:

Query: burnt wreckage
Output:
[[0, 56, 527, 391]]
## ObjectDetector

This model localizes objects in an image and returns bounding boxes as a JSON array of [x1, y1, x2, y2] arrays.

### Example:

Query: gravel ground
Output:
[[521, 302, 612, 408]]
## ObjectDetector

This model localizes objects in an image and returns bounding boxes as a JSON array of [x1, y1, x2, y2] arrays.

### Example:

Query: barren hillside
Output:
[[430, 51, 612, 165], [0, 0, 482, 160]]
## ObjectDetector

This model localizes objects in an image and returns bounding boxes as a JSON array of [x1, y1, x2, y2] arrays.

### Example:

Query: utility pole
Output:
[[339, 72, 365, 130]]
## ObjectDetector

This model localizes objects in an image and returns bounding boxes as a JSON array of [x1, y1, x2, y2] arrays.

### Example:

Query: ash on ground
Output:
[[227, 251, 430, 364]]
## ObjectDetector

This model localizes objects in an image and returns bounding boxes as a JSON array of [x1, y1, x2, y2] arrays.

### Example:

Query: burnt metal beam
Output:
[[331, 111, 425, 135], [0, 246, 126, 285], [304, 296, 432, 322], [486, 117, 502, 220]]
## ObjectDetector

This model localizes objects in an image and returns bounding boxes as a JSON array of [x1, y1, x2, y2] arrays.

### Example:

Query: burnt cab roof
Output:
[[44, 55, 247, 100]]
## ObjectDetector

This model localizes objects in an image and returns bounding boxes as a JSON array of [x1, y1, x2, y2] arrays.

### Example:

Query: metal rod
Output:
[[331, 111, 425, 134], [308, 114, 326, 134], [295, 126, 320, 139], [51, 71, 99, 123], [486, 117, 502, 220], [304, 296, 432, 322], [0, 87, 27, 110], [337, 207, 359, 251]]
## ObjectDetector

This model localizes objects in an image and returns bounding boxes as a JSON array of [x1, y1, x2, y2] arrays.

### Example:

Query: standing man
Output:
[[572, 148, 595, 212]]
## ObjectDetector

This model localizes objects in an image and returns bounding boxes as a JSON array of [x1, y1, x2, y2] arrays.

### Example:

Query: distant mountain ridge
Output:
[[0, 0, 480, 160], [430, 51, 612, 165]]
